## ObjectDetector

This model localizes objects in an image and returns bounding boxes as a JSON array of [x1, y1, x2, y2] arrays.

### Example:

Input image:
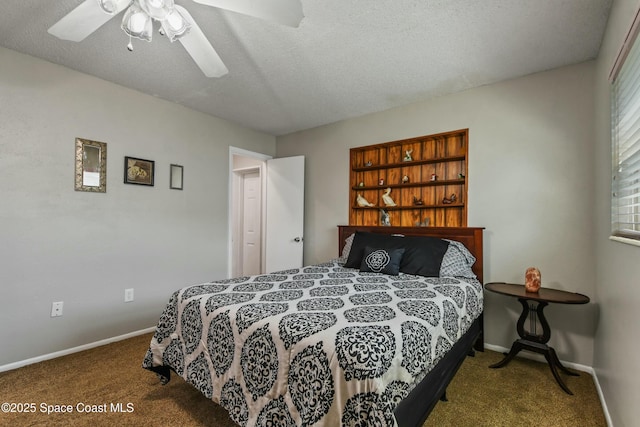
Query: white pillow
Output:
[[439, 240, 476, 279], [338, 233, 355, 263]]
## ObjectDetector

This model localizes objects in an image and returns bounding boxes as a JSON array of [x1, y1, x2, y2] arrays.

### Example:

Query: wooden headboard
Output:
[[337, 226, 484, 282]]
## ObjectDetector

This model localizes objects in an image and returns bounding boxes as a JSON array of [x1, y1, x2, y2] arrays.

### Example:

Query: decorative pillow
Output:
[[345, 231, 449, 277], [397, 235, 450, 277], [344, 232, 403, 268], [360, 246, 405, 275], [439, 239, 477, 279], [340, 233, 355, 261]]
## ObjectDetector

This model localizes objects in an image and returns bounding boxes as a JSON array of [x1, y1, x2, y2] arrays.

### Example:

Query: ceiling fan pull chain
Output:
[[127, 34, 134, 51]]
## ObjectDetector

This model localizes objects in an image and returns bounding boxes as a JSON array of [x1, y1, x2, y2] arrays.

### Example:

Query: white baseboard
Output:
[[591, 367, 614, 427], [0, 326, 156, 373], [484, 343, 612, 426]]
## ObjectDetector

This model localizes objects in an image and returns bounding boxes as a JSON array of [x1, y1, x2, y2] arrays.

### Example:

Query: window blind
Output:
[[612, 20, 640, 240]]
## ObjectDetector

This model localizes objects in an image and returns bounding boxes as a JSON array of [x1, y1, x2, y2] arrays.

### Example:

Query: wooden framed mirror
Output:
[[74, 138, 107, 193]]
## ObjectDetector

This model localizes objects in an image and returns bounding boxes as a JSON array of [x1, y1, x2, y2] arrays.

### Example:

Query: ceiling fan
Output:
[[47, 0, 304, 78]]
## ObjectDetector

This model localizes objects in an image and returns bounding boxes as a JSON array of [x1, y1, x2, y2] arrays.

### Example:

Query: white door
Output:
[[242, 171, 262, 276], [265, 156, 305, 272]]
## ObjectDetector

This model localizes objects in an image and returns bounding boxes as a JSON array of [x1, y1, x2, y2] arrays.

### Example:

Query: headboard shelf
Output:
[[349, 129, 468, 227]]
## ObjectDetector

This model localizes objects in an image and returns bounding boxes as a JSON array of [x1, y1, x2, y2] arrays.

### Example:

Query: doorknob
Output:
[[294, 237, 303, 242]]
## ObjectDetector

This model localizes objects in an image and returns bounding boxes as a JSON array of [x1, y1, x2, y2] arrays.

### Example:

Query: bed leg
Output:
[[440, 391, 448, 402]]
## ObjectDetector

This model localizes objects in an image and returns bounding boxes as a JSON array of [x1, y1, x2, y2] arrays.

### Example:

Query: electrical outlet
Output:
[[51, 301, 63, 317], [124, 288, 134, 302]]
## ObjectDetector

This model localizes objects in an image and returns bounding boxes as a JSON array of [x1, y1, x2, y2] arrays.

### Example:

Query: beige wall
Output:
[[278, 61, 597, 366], [594, 0, 640, 425], [0, 46, 275, 367]]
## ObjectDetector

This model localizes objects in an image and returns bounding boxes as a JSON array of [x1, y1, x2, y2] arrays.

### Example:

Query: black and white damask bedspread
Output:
[[143, 261, 483, 427]]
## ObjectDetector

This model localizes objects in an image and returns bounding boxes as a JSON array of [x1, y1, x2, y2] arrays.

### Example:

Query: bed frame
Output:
[[337, 225, 485, 427]]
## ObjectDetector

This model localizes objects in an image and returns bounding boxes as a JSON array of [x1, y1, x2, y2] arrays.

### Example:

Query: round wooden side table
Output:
[[484, 282, 590, 395]]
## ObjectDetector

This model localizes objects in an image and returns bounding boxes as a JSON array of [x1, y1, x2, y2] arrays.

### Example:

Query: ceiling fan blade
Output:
[[48, 0, 131, 42], [191, 0, 303, 27], [175, 6, 228, 78]]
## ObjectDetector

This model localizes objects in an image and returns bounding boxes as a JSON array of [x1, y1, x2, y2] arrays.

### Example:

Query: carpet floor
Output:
[[0, 333, 606, 426]]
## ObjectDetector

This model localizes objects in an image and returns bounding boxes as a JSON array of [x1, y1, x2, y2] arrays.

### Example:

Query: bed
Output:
[[143, 225, 484, 427]]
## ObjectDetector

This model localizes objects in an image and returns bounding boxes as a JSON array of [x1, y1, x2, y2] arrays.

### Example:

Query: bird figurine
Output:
[[381, 188, 397, 206], [380, 209, 391, 226], [402, 175, 410, 184], [442, 193, 457, 204], [413, 196, 424, 206], [403, 149, 413, 162], [356, 193, 375, 207]]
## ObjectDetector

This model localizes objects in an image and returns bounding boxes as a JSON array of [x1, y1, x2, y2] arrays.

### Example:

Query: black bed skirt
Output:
[[393, 313, 483, 427]]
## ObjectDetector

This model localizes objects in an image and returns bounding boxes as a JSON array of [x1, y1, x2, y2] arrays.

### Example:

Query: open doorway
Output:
[[229, 147, 271, 278], [229, 147, 306, 278]]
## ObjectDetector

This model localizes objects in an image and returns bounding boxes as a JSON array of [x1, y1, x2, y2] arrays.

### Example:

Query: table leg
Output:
[[549, 346, 580, 377], [543, 347, 576, 395], [488, 339, 524, 368], [489, 298, 580, 395]]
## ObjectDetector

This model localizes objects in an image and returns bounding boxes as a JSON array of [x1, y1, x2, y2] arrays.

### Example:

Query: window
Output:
[[611, 11, 640, 242]]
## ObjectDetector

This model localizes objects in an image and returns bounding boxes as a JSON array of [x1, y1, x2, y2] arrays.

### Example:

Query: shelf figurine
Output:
[[402, 175, 410, 184], [415, 218, 430, 227], [358, 182, 364, 187], [356, 193, 375, 207], [430, 173, 437, 181], [458, 173, 465, 179], [442, 193, 457, 204], [380, 209, 391, 226], [381, 188, 397, 206], [413, 196, 424, 206], [365, 160, 372, 167], [403, 149, 413, 162], [379, 178, 385, 186]]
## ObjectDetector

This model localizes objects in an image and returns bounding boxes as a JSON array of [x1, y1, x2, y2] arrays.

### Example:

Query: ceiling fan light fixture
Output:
[[161, 7, 190, 42], [138, 0, 173, 20], [98, 0, 133, 15], [147, 0, 167, 8], [121, 3, 153, 42], [50, 0, 303, 77]]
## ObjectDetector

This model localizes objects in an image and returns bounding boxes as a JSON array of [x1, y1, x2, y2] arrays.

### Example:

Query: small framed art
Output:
[[170, 164, 184, 190], [124, 156, 154, 186]]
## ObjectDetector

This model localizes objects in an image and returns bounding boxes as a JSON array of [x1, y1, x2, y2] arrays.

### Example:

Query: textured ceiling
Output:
[[0, 0, 612, 136]]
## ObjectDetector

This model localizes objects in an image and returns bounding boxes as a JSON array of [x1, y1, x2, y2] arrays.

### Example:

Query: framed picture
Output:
[[75, 138, 107, 193], [124, 156, 154, 186], [170, 164, 184, 190]]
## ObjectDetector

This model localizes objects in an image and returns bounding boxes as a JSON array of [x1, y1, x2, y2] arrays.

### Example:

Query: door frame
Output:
[[228, 147, 272, 278]]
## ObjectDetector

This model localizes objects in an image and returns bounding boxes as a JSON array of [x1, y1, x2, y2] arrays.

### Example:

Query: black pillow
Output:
[[360, 246, 405, 275], [399, 235, 450, 277], [345, 231, 449, 277], [344, 232, 403, 268]]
